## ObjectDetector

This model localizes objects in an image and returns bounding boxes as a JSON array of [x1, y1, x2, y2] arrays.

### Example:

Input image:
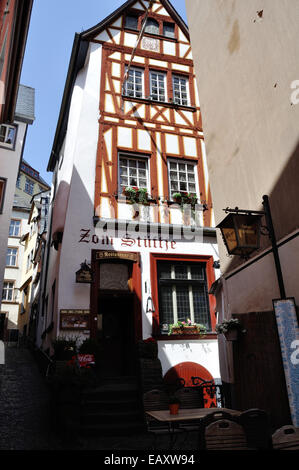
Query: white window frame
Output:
[[124, 67, 144, 99], [9, 219, 21, 237], [0, 124, 17, 149], [167, 159, 199, 199], [172, 74, 190, 106], [118, 152, 150, 193], [25, 177, 34, 195], [2, 281, 14, 302], [6, 247, 18, 267], [150, 70, 167, 102]]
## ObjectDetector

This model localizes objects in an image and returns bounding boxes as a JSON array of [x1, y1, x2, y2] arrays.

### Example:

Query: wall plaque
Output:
[[141, 37, 159, 52], [60, 309, 90, 330]]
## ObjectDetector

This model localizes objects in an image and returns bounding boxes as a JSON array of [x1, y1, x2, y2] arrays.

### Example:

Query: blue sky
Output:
[[20, 0, 188, 184]]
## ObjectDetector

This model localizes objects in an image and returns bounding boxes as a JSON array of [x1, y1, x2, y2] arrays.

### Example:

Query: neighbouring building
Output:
[[0, 193, 31, 341], [0, 85, 35, 317], [42, 0, 221, 389], [186, 0, 299, 427], [16, 159, 50, 203], [0, 155, 50, 342], [17, 190, 50, 343], [0, 0, 33, 124]]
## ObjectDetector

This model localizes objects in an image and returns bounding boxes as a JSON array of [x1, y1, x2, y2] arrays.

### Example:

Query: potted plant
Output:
[[172, 192, 198, 210], [123, 186, 150, 205], [168, 394, 181, 415], [168, 319, 207, 336], [215, 318, 246, 341]]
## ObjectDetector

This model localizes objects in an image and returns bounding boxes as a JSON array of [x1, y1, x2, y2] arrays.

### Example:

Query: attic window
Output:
[[163, 22, 175, 38], [125, 14, 139, 30], [144, 18, 159, 35]]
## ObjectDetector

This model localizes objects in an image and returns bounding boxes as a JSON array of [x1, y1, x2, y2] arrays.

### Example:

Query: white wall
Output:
[[0, 120, 27, 310]]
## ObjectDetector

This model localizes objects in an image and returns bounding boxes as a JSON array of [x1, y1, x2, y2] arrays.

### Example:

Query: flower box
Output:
[[171, 326, 199, 335]]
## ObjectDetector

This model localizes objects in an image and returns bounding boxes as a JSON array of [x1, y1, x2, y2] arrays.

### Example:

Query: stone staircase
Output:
[[79, 376, 146, 436]]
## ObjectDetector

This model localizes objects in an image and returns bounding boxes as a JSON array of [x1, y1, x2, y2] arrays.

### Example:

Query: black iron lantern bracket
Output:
[[219, 195, 286, 300]]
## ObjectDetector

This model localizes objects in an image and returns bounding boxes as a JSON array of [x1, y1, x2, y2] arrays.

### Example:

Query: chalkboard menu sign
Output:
[[60, 309, 90, 330]]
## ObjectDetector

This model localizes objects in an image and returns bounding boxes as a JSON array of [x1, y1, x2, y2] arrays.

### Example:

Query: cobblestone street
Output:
[[0, 345, 196, 451]]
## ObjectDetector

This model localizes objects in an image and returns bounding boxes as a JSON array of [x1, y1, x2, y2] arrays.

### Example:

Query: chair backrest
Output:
[[205, 419, 248, 450], [239, 408, 271, 449], [143, 389, 169, 411], [272, 425, 299, 450], [174, 387, 204, 409]]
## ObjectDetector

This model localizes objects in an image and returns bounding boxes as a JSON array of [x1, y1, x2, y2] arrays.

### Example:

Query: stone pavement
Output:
[[0, 344, 197, 451]]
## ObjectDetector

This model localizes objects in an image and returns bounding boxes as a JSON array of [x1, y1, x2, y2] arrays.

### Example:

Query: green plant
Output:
[[215, 318, 246, 335], [168, 394, 181, 405], [168, 319, 207, 336], [123, 186, 150, 205], [172, 192, 198, 210], [52, 335, 78, 360]]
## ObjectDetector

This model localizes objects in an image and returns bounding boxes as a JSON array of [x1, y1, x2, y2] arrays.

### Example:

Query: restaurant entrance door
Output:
[[97, 294, 136, 377]]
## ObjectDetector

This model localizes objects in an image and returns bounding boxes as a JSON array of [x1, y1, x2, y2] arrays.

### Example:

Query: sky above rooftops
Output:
[[20, 0, 188, 186]]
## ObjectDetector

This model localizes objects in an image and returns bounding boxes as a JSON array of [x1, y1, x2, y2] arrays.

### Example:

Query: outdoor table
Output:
[[146, 407, 241, 449]]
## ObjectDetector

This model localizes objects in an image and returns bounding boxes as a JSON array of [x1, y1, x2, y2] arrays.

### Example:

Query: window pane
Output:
[[175, 265, 188, 279], [163, 22, 175, 38], [145, 18, 159, 35], [193, 285, 211, 328], [160, 286, 173, 325], [125, 15, 138, 30], [176, 286, 190, 321]]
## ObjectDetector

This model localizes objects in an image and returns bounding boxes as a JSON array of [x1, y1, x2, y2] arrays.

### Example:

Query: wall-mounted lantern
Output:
[[216, 195, 286, 299], [76, 261, 92, 283]]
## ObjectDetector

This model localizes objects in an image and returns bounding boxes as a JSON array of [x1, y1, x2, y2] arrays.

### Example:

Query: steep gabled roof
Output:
[[47, 0, 189, 172], [81, 0, 189, 41]]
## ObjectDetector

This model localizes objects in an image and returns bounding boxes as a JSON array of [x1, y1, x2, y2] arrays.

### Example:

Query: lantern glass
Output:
[[217, 213, 262, 257]]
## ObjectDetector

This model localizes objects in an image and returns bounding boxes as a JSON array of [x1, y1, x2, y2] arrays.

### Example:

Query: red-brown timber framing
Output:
[[89, 1, 212, 224], [150, 253, 216, 338]]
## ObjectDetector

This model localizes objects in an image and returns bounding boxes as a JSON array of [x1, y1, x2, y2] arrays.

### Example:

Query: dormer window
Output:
[[125, 14, 139, 30], [144, 18, 159, 35]]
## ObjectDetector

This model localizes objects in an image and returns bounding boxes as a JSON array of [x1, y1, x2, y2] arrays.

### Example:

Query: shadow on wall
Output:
[[224, 136, 299, 273]]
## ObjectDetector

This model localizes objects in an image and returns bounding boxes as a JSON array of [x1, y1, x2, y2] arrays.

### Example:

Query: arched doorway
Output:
[[163, 361, 217, 408]]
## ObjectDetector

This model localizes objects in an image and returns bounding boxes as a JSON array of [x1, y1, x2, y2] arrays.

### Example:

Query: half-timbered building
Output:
[[42, 0, 220, 388]]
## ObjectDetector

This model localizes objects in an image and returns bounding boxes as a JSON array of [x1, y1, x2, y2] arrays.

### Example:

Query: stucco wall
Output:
[[186, 0, 299, 273]]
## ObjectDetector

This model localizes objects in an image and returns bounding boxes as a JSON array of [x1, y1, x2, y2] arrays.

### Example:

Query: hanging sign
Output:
[[76, 261, 92, 283], [273, 297, 299, 426], [96, 250, 139, 263], [60, 309, 90, 330]]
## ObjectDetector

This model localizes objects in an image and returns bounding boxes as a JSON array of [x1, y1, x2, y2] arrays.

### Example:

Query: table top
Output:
[[146, 407, 241, 423]]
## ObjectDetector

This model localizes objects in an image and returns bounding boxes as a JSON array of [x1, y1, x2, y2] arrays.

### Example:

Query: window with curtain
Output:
[[158, 262, 211, 334], [145, 18, 159, 35], [119, 154, 149, 190], [150, 71, 166, 101], [163, 22, 175, 38], [124, 67, 143, 99], [172, 75, 189, 106], [168, 160, 197, 196]]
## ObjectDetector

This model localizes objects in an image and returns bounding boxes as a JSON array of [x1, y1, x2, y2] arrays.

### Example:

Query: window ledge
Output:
[[154, 333, 217, 341], [121, 95, 196, 112]]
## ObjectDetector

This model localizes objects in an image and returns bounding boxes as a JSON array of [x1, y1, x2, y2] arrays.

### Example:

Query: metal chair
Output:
[[272, 425, 299, 450], [143, 389, 184, 449], [238, 408, 272, 449], [204, 419, 249, 450]]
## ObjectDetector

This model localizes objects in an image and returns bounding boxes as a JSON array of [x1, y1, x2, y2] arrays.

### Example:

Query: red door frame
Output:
[[150, 253, 216, 337], [90, 249, 142, 341]]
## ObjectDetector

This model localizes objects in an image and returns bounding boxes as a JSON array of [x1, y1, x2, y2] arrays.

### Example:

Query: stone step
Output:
[[81, 409, 143, 426], [79, 420, 146, 437]]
